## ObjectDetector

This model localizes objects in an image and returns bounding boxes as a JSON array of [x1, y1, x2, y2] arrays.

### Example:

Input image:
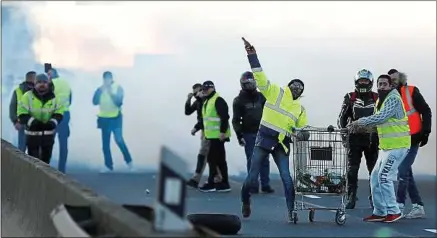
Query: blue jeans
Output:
[[370, 148, 408, 216], [101, 125, 132, 170], [241, 145, 295, 211], [396, 145, 423, 206], [17, 127, 26, 152], [243, 133, 270, 189], [56, 111, 70, 173]]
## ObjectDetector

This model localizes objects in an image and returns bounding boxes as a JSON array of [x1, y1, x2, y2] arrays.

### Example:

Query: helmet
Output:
[[288, 78, 304, 100], [103, 71, 113, 79], [354, 69, 374, 93], [240, 71, 257, 91]]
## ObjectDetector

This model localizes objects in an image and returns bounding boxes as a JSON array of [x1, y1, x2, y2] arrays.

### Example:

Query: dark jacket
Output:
[[185, 96, 203, 131], [18, 89, 63, 131], [9, 81, 33, 124], [337, 91, 379, 146], [232, 90, 265, 140], [396, 81, 432, 145], [199, 91, 230, 141]]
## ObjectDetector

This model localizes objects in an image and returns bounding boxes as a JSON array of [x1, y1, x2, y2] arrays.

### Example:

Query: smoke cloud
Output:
[[1, 1, 435, 177]]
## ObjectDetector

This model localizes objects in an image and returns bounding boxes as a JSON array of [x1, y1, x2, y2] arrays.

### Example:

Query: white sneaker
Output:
[[127, 162, 135, 172], [100, 167, 113, 173], [398, 203, 405, 216], [405, 204, 426, 219]]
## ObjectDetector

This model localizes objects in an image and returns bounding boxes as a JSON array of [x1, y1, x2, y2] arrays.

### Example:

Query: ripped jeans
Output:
[[370, 148, 408, 216]]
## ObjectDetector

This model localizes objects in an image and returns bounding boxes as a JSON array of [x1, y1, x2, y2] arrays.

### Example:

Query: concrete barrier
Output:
[[1, 140, 214, 237]]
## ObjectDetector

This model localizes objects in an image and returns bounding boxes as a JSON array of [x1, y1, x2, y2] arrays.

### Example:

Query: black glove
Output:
[[419, 133, 429, 147], [28, 119, 44, 131], [45, 119, 58, 130], [327, 125, 335, 132]]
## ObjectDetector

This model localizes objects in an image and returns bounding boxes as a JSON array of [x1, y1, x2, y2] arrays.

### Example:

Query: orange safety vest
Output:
[[400, 85, 422, 134]]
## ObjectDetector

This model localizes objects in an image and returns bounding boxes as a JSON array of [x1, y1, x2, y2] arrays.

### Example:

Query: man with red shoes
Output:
[[349, 74, 410, 223]]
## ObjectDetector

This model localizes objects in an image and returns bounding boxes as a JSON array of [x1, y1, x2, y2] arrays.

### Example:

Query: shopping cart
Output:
[[290, 125, 349, 225]]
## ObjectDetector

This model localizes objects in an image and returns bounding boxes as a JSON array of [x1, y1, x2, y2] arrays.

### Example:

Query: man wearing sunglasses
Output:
[[240, 38, 308, 222], [185, 83, 223, 189], [198, 81, 232, 193]]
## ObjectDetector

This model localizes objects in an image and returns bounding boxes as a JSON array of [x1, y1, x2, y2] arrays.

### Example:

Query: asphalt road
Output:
[[69, 172, 436, 237]]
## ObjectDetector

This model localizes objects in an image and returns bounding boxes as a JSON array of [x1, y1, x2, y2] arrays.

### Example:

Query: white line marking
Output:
[[424, 229, 436, 234], [304, 195, 321, 199]]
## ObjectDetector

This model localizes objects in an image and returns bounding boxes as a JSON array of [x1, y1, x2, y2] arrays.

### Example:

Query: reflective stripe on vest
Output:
[[18, 92, 59, 124], [25, 130, 56, 136], [375, 95, 411, 150], [401, 85, 422, 134], [98, 84, 120, 118], [260, 87, 299, 137], [202, 93, 231, 139]]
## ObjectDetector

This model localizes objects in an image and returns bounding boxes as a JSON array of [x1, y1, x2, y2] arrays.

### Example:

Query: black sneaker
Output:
[[242, 203, 251, 218], [216, 182, 232, 193], [261, 186, 275, 194], [199, 183, 216, 192], [186, 179, 199, 189]]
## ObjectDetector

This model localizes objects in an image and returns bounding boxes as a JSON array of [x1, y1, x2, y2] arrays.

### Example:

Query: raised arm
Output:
[[243, 37, 283, 102], [357, 96, 399, 127]]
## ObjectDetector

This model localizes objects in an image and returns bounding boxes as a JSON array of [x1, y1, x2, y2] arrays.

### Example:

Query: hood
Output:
[[399, 72, 408, 85]]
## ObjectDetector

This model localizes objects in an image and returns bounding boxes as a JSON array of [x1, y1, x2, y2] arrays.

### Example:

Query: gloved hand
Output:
[[238, 137, 246, 147], [28, 118, 44, 131], [190, 128, 198, 136], [45, 119, 58, 130], [327, 125, 335, 132], [242, 37, 256, 55], [420, 133, 429, 147]]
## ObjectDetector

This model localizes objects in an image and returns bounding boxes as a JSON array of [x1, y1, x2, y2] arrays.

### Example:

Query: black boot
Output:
[[345, 186, 357, 209]]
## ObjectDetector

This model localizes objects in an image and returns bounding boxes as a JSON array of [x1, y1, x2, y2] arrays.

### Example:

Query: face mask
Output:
[[241, 81, 257, 92]]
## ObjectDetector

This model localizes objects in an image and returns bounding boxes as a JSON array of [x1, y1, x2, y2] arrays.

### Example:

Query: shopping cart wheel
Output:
[[335, 209, 346, 226], [292, 211, 298, 224], [308, 209, 315, 222]]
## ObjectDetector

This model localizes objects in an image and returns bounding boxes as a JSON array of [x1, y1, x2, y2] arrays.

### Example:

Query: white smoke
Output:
[[1, 2, 435, 177]]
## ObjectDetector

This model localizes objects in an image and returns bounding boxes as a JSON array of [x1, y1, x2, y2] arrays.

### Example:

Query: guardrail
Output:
[[2, 139, 215, 237]]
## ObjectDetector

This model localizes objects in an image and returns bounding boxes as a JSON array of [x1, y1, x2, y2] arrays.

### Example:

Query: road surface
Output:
[[70, 172, 437, 237]]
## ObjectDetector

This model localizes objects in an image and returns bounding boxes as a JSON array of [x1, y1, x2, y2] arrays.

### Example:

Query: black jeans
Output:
[[206, 139, 229, 185], [26, 134, 55, 164], [347, 143, 378, 189]]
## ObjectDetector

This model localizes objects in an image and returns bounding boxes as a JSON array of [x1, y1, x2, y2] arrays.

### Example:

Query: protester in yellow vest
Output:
[[92, 71, 133, 173], [198, 80, 232, 193], [48, 68, 72, 173], [349, 74, 410, 223], [17, 73, 65, 164], [240, 38, 308, 222], [9, 71, 36, 151]]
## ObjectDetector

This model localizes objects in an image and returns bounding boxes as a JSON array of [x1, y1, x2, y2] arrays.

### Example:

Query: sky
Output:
[[1, 1, 436, 177]]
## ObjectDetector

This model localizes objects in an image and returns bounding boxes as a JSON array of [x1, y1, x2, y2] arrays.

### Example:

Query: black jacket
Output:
[[9, 82, 33, 124], [337, 91, 379, 146], [18, 89, 63, 131], [184, 96, 203, 131], [198, 91, 230, 141], [232, 90, 265, 140], [397, 84, 432, 145]]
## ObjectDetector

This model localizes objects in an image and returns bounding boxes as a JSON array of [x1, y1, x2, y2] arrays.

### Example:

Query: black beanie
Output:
[[377, 74, 392, 84]]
